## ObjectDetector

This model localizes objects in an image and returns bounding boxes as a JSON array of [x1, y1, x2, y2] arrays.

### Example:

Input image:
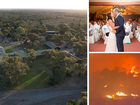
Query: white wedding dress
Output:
[[105, 25, 118, 52]]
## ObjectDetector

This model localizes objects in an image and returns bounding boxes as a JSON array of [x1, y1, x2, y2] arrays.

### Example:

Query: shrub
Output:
[[49, 66, 66, 85], [81, 91, 87, 97], [82, 96, 87, 105], [66, 100, 78, 105]]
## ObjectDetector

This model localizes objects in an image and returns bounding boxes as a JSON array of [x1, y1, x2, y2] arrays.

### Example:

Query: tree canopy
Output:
[[0, 54, 29, 85], [58, 23, 70, 34], [16, 27, 25, 35], [73, 41, 87, 56], [42, 49, 77, 71], [24, 49, 36, 67], [28, 33, 39, 42]]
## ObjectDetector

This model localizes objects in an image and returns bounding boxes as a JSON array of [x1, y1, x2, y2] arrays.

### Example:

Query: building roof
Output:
[[47, 31, 59, 34], [47, 31, 59, 33], [44, 41, 61, 50], [60, 49, 82, 63], [69, 53, 82, 63]]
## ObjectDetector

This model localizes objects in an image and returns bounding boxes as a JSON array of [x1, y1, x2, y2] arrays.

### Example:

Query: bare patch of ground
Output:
[[54, 76, 87, 90], [33, 93, 82, 105]]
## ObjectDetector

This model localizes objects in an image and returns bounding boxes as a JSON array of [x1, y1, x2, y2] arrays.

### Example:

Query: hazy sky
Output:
[[89, 0, 140, 2], [0, 0, 87, 10], [89, 53, 140, 74]]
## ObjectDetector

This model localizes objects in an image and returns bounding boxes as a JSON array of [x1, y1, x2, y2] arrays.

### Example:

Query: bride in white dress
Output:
[[105, 12, 119, 52]]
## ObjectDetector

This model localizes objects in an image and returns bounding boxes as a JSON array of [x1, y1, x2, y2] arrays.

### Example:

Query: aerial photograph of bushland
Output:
[[0, 4, 87, 105]]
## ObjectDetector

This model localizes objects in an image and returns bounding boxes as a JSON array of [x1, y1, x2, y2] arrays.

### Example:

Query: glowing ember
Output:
[[116, 91, 127, 96], [106, 95, 114, 99], [104, 85, 107, 88], [135, 71, 139, 74], [120, 84, 124, 87], [133, 75, 138, 77], [131, 94, 138, 97]]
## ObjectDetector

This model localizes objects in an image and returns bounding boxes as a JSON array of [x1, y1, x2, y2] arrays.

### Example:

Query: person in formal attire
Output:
[[130, 22, 132, 28], [93, 21, 100, 42], [105, 12, 119, 52], [133, 21, 138, 30], [94, 21, 97, 25], [135, 18, 138, 22], [132, 17, 135, 22], [89, 22, 94, 36], [125, 21, 131, 35], [112, 8, 126, 52], [100, 22, 104, 28], [102, 22, 110, 37]]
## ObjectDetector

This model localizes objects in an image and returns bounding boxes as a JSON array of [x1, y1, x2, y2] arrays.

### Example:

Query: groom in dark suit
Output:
[[112, 8, 125, 52]]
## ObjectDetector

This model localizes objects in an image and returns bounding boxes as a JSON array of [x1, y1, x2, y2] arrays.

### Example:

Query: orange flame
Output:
[[116, 91, 127, 96], [130, 66, 135, 73], [106, 92, 139, 99], [133, 75, 138, 77], [127, 66, 139, 77], [106, 95, 115, 99], [131, 93, 138, 97], [104, 85, 107, 88]]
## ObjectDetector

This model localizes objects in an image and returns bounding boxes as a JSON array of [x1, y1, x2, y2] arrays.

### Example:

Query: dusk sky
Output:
[[89, 53, 140, 74], [0, 0, 87, 10]]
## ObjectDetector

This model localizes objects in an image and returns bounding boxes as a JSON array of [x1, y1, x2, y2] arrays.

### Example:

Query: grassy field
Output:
[[18, 44, 47, 51], [2, 57, 51, 90], [1, 42, 20, 53], [0, 43, 12, 48], [4, 44, 18, 53]]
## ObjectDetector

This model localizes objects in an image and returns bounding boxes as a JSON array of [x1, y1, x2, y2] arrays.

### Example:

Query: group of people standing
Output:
[[89, 21, 103, 42]]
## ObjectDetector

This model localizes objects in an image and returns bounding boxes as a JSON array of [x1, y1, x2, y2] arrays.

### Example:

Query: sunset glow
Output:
[[0, 0, 87, 10]]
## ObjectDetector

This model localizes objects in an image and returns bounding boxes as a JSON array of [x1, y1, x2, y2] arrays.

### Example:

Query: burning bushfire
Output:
[[103, 66, 140, 99], [106, 91, 138, 99], [116, 91, 127, 96], [131, 94, 138, 97], [127, 66, 139, 77], [106, 95, 114, 99]]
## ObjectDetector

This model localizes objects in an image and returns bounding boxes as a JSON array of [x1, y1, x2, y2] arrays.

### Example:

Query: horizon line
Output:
[[0, 8, 87, 10]]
